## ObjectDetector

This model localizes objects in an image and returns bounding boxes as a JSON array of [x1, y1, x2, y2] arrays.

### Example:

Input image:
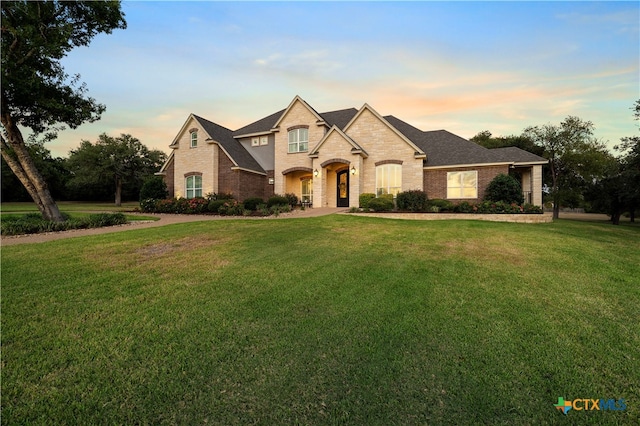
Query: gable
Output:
[[272, 95, 325, 130], [344, 104, 426, 158], [310, 126, 368, 159]]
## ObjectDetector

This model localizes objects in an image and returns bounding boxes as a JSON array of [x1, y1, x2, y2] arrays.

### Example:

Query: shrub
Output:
[[269, 204, 291, 217], [359, 193, 376, 209], [267, 195, 290, 208], [396, 190, 429, 212], [454, 201, 475, 213], [208, 199, 226, 214], [427, 199, 454, 212], [484, 173, 524, 205], [242, 197, 264, 211], [523, 203, 543, 214], [206, 192, 234, 201], [218, 200, 245, 216], [368, 197, 394, 212], [1, 212, 127, 236], [284, 193, 299, 207], [139, 176, 168, 202]]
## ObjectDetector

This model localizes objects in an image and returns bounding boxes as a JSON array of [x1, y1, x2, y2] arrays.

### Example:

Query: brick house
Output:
[[157, 96, 547, 207]]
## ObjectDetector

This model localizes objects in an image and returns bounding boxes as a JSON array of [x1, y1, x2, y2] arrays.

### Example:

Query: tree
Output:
[[470, 130, 545, 157], [66, 134, 166, 206], [1, 140, 70, 202], [523, 116, 612, 219], [1, 1, 126, 220]]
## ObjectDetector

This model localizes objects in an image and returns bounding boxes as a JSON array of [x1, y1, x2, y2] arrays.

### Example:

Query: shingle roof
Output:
[[487, 146, 547, 163], [384, 115, 546, 167], [232, 109, 285, 137], [194, 115, 265, 173], [319, 108, 358, 129]]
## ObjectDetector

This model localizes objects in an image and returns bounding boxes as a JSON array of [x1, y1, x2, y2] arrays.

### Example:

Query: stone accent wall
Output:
[[274, 101, 322, 195], [345, 108, 423, 196], [423, 165, 509, 202], [173, 118, 217, 198]]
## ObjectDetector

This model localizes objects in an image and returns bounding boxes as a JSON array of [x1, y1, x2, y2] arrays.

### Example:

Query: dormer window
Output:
[[288, 127, 308, 153], [190, 131, 198, 148]]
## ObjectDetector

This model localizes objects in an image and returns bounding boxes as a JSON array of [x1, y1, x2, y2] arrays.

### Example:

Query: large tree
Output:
[[1, 1, 126, 220], [523, 116, 612, 219], [66, 134, 166, 206]]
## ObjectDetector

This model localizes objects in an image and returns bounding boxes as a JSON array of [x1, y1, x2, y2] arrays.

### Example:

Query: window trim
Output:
[[190, 131, 198, 148], [301, 177, 313, 204], [446, 170, 478, 199], [251, 137, 260, 147], [288, 127, 309, 153], [375, 163, 402, 197], [185, 174, 202, 198]]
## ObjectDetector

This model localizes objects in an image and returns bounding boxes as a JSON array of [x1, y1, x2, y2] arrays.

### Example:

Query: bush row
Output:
[[1, 212, 128, 236], [356, 191, 542, 214], [139, 194, 298, 216]]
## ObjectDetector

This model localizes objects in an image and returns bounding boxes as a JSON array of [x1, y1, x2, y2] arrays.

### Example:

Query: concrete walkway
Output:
[[1, 208, 346, 246]]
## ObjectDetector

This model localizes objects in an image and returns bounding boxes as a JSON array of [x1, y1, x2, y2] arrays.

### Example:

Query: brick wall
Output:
[[424, 165, 509, 202], [162, 154, 175, 197], [173, 118, 217, 198]]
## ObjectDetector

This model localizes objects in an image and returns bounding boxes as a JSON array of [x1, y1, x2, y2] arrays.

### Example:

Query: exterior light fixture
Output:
[[350, 166, 356, 175], [314, 169, 319, 177]]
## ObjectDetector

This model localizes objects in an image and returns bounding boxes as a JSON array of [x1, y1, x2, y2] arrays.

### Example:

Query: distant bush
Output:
[[484, 174, 524, 205], [396, 190, 428, 212], [359, 193, 376, 209], [243, 197, 264, 211], [207, 199, 226, 214], [139, 176, 168, 202], [368, 197, 394, 212]]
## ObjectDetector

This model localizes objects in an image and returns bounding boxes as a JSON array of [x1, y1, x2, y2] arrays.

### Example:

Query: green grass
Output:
[[1, 201, 140, 213], [2, 216, 639, 425]]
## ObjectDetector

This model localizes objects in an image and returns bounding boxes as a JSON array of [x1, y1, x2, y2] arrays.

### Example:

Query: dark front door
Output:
[[337, 169, 349, 207]]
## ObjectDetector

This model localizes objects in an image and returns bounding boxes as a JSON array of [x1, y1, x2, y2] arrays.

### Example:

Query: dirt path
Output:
[[1, 208, 345, 246]]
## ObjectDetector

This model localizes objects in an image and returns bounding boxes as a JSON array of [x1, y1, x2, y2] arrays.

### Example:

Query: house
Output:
[[157, 96, 547, 208]]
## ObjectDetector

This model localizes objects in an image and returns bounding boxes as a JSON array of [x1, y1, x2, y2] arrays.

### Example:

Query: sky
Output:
[[50, 0, 639, 158]]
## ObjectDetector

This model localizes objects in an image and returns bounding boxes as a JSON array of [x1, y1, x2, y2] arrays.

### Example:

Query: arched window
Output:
[[376, 164, 402, 197], [288, 128, 308, 153], [185, 175, 202, 198], [190, 131, 198, 148]]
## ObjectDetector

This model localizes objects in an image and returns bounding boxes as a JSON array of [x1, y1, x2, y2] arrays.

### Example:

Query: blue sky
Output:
[[53, 1, 639, 157]]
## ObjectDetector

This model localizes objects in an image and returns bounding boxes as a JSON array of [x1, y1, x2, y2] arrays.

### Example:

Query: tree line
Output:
[[470, 100, 640, 224], [1, 133, 166, 205]]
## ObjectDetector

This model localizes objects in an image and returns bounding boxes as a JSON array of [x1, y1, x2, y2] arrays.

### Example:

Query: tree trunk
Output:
[[115, 176, 122, 207], [0, 111, 64, 222]]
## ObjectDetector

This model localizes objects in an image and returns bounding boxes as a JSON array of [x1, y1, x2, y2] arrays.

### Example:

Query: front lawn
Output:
[[2, 216, 638, 424]]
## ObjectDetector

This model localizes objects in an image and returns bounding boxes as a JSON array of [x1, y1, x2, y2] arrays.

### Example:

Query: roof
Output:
[[193, 115, 265, 174], [233, 109, 285, 137], [384, 115, 546, 167], [186, 97, 546, 171]]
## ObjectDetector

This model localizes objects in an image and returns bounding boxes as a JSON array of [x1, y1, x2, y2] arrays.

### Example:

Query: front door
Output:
[[337, 169, 349, 207]]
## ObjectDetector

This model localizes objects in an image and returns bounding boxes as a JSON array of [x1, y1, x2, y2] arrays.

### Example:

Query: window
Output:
[[185, 175, 202, 198], [251, 137, 260, 147], [376, 164, 402, 197], [260, 136, 268, 146], [190, 131, 198, 148], [288, 128, 308, 153], [447, 171, 477, 199], [301, 178, 313, 204]]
